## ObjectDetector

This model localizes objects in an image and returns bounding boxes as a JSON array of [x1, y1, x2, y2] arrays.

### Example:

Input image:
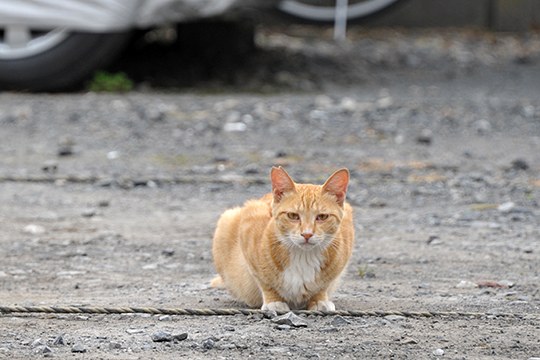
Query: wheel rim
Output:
[[278, 0, 400, 21], [0, 25, 68, 60]]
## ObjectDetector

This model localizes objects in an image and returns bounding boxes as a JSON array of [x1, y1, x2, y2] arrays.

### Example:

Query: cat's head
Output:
[[270, 166, 349, 251]]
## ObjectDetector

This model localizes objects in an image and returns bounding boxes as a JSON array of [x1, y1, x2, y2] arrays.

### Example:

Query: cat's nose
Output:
[[301, 232, 314, 241]]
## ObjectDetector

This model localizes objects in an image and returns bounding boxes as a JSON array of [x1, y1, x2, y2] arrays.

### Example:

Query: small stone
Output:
[[263, 310, 278, 319], [97, 200, 110, 207], [384, 315, 406, 321], [330, 316, 351, 327], [416, 129, 432, 145], [426, 235, 442, 245], [158, 315, 172, 321], [41, 160, 58, 174], [320, 327, 338, 333], [126, 328, 144, 335], [401, 337, 418, 345], [173, 333, 188, 341], [109, 342, 122, 350], [53, 334, 65, 345], [81, 208, 97, 218], [151, 330, 173, 342], [71, 343, 86, 353], [275, 324, 291, 331], [456, 280, 478, 289], [35, 345, 53, 356], [339, 97, 357, 112], [376, 96, 393, 109], [145, 107, 167, 122], [498, 202, 516, 213], [107, 151, 120, 160], [223, 122, 247, 132], [23, 224, 46, 235], [244, 164, 260, 175], [250, 313, 264, 321], [272, 312, 308, 327], [31, 338, 44, 348], [511, 158, 529, 171], [474, 119, 492, 134], [202, 338, 215, 349], [57, 145, 74, 157], [161, 249, 175, 257], [224, 325, 235, 332], [433, 348, 445, 356]]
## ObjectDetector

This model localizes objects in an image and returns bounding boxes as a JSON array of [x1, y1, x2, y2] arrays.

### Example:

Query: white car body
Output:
[[0, 0, 268, 31]]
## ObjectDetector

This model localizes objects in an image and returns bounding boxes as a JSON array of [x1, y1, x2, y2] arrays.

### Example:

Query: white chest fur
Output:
[[280, 249, 324, 306]]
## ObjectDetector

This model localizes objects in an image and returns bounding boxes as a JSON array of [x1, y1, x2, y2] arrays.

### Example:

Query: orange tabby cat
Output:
[[211, 167, 354, 311]]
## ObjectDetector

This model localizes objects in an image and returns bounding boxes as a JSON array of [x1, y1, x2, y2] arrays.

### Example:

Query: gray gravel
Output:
[[1, 26, 539, 359]]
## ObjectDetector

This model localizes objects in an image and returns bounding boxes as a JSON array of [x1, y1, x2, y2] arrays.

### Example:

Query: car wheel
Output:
[[278, 0, 403, 22], [0, 25, 130, 91]]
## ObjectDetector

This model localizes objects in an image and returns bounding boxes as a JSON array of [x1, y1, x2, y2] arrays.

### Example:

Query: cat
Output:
[[211, 166, 354, 312]]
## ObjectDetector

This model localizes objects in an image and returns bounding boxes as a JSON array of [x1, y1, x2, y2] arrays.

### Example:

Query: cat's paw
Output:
[[262, 301, 290, 312], [308, 300, 335, 312]]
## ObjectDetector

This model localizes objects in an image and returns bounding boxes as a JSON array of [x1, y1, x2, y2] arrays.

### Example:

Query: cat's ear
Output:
[[322, 168, 350, 206], [271, 166, 296, 203]]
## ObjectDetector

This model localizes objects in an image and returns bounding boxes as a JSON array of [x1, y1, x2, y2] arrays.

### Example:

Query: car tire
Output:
[[0, 31, 130, 92], [277, 0, 404, 23]]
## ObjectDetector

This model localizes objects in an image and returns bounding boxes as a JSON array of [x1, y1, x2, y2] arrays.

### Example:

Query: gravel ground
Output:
[[1, 26, 540, 359]]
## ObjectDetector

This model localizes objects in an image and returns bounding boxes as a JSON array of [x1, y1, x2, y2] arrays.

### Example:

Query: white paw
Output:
[[309, 300, 335, 311], [262, 301, 290, 312]]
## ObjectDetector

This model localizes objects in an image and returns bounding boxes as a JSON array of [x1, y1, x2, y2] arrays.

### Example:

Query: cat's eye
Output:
[[287, 212, 300, 221], [316, 214, 329, 221]]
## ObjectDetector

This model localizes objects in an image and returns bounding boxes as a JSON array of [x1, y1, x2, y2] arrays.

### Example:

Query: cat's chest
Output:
[[280, 251, 324, 303]]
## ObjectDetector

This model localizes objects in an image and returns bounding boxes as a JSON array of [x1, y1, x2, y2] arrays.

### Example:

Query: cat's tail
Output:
[[210, 275, 225, 288]]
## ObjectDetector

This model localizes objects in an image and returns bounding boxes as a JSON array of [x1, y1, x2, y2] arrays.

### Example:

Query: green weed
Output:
[[89, 71, 134, 93]]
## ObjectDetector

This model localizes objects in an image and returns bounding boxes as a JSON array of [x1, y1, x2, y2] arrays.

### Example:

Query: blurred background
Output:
[[1, 0, 540, 92]]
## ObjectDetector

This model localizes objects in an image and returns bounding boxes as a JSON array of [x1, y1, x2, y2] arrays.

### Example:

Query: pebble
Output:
[[31, 338, 44, 348], [271, 312, 308, 327], [416, 129, 433, 145], [57, 145, 74, 157], [34, 345, 53, 356], [202, 338, 215, 349], [224, 325, 235, 332], [107, 151, 120, 160], [275, 324, 292, 331], [223, 122, 247, 132], [81, 208, 97, 218], [401, 337, 418, 345], [41, 160, 58, 173], [151, 330, 173, 342], [511, 158, 529, 171], [497, 202, 516, 213], [173, 333, 188, 341], [109, 342, 122, 350], [71, 343, 86, 353], [263, 310, 278, 319], [320, 327, 339, 333], [53, 334, 65, 345], [433, 348, 445, 356], [456, 280, 478, 289], [23, 224, 46, 235], [330, 316, 351, 327], [427, 235, 442, 245], [126, 328, 145, 335]]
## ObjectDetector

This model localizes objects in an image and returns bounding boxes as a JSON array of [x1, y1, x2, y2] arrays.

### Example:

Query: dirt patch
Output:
[[1, 26, 540, 359]]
